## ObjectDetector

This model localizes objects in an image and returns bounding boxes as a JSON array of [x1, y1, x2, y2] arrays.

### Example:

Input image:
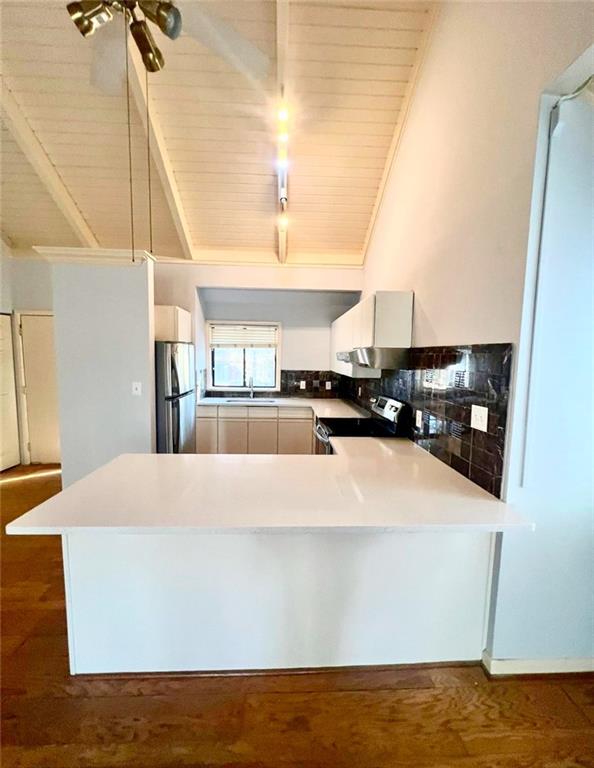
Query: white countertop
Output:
[[7, 436, 528, 536], [197, 397, 368, 418]]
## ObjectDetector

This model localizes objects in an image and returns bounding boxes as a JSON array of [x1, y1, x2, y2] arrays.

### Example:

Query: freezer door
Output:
[[178, 390, 196, 453], [156, 398, 174, 453], [156, 342, 195, 398], [172, 343, 195, 396], [157, 397, 187, 454]]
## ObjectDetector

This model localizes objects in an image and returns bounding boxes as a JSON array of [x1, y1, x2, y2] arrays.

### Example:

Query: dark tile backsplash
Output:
[[205, 370, 341, 399], [338, 344, 513, 498], [204, 346, 512, 498], [281, 370, 341, 397]]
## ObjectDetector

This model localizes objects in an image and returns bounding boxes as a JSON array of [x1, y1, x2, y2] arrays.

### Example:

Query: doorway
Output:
[[18, 313, 61, 464], [0, 314, 20, 471]]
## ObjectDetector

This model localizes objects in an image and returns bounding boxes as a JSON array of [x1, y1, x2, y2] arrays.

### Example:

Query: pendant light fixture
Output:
[[276, 103, 289, 263], [121, 9, 155, 262], [123, 8, 136, 262]]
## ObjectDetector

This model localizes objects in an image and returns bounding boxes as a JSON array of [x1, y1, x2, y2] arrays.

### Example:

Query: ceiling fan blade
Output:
[[90, 20, 127, 96], [178, 1, 270, 82]]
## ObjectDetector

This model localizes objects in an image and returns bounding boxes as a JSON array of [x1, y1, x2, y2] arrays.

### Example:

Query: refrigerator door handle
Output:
[[171, 346, 180, 397], [172, 399, 180, 453]]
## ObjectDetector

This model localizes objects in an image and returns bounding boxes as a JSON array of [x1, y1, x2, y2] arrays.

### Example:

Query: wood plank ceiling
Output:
[[0, 0, 434, 265], [0, 123, 81, 248]]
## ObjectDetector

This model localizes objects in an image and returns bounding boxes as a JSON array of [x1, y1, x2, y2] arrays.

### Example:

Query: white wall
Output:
[[11, 256, 53, 311], [198, 288, 360, 371], [154, 263, 363, 376], [282, 328, 331, 370], [488, 91, 593, 665], [52, 261, 154, 486], [0, 247, 54, 312], [362, 2, 593, 347], [154, 262, 364, 297], [0, 240, 13, 313]]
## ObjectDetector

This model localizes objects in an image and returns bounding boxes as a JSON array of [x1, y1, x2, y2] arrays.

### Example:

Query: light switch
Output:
[[415, 409, 423, 429], [325, 381, 332, 390], [471, 404, 489, 432], [132, 382, 142, 396], [299, 380, 306, 390], [357, 386, 362, 397]]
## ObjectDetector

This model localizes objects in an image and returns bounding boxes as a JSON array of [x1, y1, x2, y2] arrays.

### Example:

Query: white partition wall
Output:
[[52, 259, 155, 487], [62, 531, 492, 674], [487, 78, 594, 672]]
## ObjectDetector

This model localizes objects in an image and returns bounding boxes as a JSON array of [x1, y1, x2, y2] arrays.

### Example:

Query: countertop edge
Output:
[[6, 519, 532, 536]]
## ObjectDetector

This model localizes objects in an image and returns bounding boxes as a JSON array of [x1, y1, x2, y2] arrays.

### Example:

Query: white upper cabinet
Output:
[[352, 295, 376, 349], [330, 291, 413, 377], [373, 292, 413, 348], [154, 306, 192, 343]]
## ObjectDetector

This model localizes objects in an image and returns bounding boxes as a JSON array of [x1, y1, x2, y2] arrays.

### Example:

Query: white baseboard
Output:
[[482, 650, 593, 676]]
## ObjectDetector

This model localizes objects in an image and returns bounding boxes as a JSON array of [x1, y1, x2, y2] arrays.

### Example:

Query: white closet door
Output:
[[0, 314, 20, 471], [21, 314, 60, 464]]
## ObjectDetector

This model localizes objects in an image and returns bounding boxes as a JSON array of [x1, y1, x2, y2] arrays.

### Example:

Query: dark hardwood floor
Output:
[[1, 464, 593, 768]]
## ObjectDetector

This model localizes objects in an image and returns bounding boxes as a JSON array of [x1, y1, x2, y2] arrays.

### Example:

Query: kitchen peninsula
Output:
[[7, 411, 527, 676]]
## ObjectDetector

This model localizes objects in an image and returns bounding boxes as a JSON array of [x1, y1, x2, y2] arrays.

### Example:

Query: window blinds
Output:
[[209, 324, 279, 348]]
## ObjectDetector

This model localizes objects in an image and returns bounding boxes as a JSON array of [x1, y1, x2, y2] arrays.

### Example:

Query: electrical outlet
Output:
[[299, 380, 306, 390], [415, 409, 423, 429], [325, 381, 332, 390], [471, 404, 489, 432], [357, 386, 362, 397], [132, 382, 142, 396]]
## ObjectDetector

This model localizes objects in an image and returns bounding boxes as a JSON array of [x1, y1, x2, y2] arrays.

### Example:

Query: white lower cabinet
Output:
[[196, 418, 218, 454], [196, 404, 314, 454], [278, 420, 313, 455], [218, 419, 248, 454], [248, 420, 278, 454]]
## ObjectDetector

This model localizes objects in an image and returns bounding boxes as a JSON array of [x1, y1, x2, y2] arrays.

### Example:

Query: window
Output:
[[207, 323, 281, 391]]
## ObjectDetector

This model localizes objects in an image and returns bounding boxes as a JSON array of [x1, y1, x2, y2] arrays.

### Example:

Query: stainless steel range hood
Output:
[[347, 347, 409, 370]]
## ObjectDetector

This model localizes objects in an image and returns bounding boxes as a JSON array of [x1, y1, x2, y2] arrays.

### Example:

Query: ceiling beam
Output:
[[127, 46, 194, 261], [1, 83, 99, 248], [276, 0, 290, 264]]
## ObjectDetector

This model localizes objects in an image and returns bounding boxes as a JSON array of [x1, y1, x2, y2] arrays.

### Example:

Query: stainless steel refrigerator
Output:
[[156, 341, 196, 453]]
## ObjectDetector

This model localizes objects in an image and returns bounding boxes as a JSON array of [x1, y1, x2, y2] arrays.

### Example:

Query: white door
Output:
[[20, 314, 60, 464], [0, 314, 20, 471]]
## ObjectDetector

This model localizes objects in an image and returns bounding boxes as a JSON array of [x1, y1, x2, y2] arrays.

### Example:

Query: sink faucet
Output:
[[249, 376, 254, 399]]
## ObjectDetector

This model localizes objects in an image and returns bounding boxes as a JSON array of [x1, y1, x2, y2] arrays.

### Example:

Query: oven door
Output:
[[313, 421, 333, 455]]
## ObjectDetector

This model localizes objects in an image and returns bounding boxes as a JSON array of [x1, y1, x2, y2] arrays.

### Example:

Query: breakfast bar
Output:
[[7, 441, 527, 675]]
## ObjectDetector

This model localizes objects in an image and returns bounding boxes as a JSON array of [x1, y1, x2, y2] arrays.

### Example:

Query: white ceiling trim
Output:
[[1, 83, 99, 248], [33, 246, 155, 265], [127, 45, 194, 260]]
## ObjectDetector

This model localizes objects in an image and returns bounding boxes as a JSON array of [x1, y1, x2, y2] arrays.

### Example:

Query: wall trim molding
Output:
[[33, 247, 155, 265], [482, 650, 594, 676], [154, 255, 366, 270]]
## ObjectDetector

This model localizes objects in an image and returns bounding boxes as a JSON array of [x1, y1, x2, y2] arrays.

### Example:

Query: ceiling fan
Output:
[[67, 0, 270, 90]]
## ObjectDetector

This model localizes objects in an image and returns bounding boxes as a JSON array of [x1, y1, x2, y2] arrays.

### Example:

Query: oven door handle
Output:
[[314, 423, 330, 445]]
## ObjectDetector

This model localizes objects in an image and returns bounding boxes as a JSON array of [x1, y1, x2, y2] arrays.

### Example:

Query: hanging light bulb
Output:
[[130, 17, 164, 72], [67, 1, 113, 37], [138, 1, 182, 39]]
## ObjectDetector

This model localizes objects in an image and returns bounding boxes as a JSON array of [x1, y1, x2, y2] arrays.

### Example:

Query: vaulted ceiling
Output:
[[1, 0, 435, 265]]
